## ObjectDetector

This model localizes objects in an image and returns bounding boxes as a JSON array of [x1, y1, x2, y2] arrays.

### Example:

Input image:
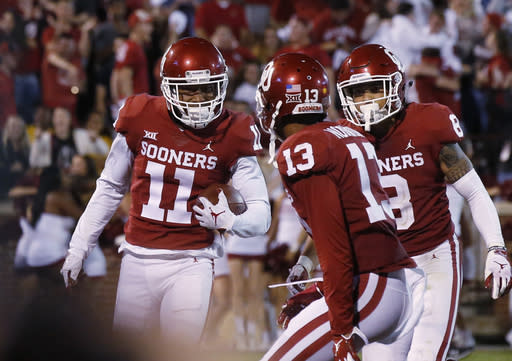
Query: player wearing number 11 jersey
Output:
[[256, 52, 424, 361], [59, 37, 271, 343]]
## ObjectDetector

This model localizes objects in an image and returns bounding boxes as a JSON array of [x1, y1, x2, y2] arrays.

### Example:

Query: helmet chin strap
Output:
[[267, 100, 283, 167]]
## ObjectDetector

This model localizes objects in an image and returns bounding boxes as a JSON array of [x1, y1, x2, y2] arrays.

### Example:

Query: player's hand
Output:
[[333, 332, 360, 361], [60, 249, 84, 288], [193, 190, 236, 231], [277, 282, 323, 329], [286, 263, 309, 296], [484, 247, 512, 299]]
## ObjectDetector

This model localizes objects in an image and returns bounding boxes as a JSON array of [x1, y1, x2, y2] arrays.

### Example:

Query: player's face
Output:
[[348, 81, 386, 111], [178, 84, 217, 103]]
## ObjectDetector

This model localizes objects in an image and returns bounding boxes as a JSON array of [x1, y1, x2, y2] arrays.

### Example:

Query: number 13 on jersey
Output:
[[282, 141, 394, 224]]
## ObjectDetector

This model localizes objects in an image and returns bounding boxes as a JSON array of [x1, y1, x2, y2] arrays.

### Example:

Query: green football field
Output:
[[464, 350, 512, 361]]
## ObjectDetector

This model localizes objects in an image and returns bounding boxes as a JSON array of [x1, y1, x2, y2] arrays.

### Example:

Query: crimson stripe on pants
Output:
[[294, 331, 331, 360], [268, 312, 330, 361], [359, 276, 387, 320], [436, 236, 460, 361]]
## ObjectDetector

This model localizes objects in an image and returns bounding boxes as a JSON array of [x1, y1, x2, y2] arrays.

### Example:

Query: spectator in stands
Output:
[[270, 0, 329, 26], [445, 0, 486, 137], [233, 60, 262, 114], [475, 28, 512, 184], [210, 24, 256, 88], [40, 32, 84, 114], [194, 0, 250, 46], [73, 111, 111, 157], [79, 6, 117, 118], [0, 114, 30, 197], [110, 9, 152, 119], [311, 0, 369, 56], [13, 157, 106, 281], [244, 0, 272, 37], [361, 0, 399, 43], [382, 2, 439, 71], [409, 47, 462, 117], [41, 0, 81, 51], [29, 107, 77, 171], [422, 8, 462, 73], [1, 7, 41, 125], [252, 25, 282, 64], [0, 44, 17, 128]]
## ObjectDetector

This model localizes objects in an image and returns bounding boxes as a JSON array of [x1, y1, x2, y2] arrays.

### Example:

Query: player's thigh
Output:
[[362, 328, 414, 361], [261, 297, 332, 361], [358, 271, 409, 345], [113, 252, 159, 332], [159, 257, 214, 341]]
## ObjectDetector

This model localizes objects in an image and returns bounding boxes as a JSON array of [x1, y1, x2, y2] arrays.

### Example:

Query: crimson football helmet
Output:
[[337, 44, 405, 131], [160, 37, 228, 129], [256, 53, 330, 159]]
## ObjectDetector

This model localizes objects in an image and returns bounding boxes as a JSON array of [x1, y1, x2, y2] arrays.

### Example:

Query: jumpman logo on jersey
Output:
[[209, 208, 225, 226], [405, 139, 415, 150], [203, 141, 214, 152], [495, 261, 507, 270], [432, 253, 438, 259]]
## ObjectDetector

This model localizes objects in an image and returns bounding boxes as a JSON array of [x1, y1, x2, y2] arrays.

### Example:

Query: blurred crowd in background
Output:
[[1, 0, 512, 197], [1, 0, 512, 357]]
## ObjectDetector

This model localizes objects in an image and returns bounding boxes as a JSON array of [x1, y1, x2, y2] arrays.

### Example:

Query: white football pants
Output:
[[113, 252, 214, 343], [362, 235, 461, 361], [261, 268, 425, 361]]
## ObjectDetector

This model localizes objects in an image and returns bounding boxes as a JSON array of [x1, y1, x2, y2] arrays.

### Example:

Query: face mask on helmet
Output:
[[338, 73, 403, 131], [161, 69, 228, 129]]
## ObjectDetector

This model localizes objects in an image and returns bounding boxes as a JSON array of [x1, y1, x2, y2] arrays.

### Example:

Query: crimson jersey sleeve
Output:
[[413, 103, 464, 159], [114, 94, 153, 152], [286, 173, 356, 335]]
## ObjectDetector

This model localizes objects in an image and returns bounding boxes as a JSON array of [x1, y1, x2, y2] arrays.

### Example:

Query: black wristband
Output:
[[488, 245, 507, 253]]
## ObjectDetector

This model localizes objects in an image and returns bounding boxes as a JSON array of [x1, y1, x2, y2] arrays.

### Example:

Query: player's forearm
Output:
[[69, 134, 133, 257], [230, 156, 271, 236], [69, 179, 125, 257], [451, 169, 505, 248], [231, 200, 271, 237]]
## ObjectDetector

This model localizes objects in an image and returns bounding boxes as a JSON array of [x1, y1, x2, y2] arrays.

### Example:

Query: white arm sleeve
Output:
[[451, 169, 504, 248], [230, 156, 271, 237], [69, 134, 133, 258]]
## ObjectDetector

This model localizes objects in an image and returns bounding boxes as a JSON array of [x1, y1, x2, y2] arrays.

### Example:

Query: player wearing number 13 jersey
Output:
[[336, 44, 511, 361], [59, 38, 271, 344], [256, 53, 425, 361]]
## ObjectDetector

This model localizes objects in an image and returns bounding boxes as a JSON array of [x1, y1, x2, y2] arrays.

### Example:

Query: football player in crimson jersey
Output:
[[256, 52, 425, 361], [60, 37, 271, 343], [335, 44, 512, 361]]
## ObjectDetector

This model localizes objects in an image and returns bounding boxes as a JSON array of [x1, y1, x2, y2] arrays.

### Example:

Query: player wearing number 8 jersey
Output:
[[59, 37, 271, 343], [256, 52, 425, 361], [336, 44, 512, 360]]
